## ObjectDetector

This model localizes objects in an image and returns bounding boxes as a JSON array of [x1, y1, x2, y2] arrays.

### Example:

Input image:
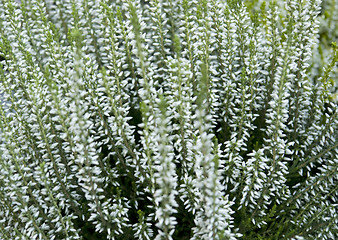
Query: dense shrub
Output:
[[0, 0, 337, 239]]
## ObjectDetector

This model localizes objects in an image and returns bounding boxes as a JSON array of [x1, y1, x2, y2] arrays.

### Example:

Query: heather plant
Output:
[[316, 0, 338, 98], [0, 0, 337, 239]]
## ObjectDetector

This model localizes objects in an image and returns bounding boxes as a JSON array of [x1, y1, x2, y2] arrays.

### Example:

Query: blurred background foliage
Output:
[[244, 0, 338, 101]]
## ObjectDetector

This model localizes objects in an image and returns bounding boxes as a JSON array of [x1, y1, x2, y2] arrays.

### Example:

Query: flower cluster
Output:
[[0, 0, 337, 239]]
